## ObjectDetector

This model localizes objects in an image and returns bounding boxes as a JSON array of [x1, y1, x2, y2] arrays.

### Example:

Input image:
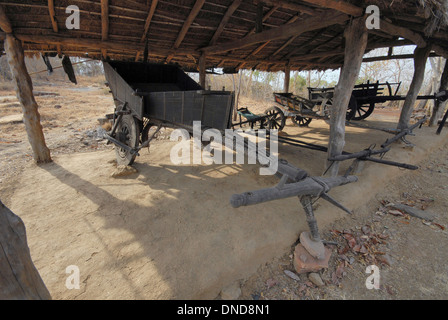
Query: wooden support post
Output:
[[0, 200, 52, 300], [397, 46, 432, 131], [284, 62, 290, 93], [5, 34, 52, 163], [199, 53, 206, 89], [326, 17, 368, 177], [429, 59, 448, 127]]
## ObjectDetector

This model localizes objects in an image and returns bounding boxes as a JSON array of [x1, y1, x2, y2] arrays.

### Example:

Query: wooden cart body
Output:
[[104, 61, 234, 132]]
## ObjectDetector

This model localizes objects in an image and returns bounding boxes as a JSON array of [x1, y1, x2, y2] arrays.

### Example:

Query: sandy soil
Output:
[[1, 78, 447, 300]]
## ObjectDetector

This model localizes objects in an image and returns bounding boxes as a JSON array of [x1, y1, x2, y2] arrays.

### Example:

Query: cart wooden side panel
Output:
[[104, 62, 144, 120]]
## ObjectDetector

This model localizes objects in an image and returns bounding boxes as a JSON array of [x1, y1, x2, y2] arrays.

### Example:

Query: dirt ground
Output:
[[1, 77, 447, 300]]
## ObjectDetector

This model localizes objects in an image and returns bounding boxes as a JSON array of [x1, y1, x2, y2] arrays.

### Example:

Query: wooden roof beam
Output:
[[141, 0, 158, 42], [0, 33, 197, 57], [173, 0, 205, 48], [101, 0, 109, 58], [48, 0, 58, 33], [379, 20, 427, 47], [166, 0, 205, 62], [209, 0, 242, 45], [201, 11, 349, 54], [0, 5, 13, 33], [253, 0, 315, 16], [299, 0, 363, 16]]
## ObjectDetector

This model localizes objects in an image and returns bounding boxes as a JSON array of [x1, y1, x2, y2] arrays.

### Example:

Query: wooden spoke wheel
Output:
[[345, 95, 358, 121], [351, 103, 375, 121], [291, 115, 312, 127], [115, 114, 140, 166], [264, 106, 286, 131]]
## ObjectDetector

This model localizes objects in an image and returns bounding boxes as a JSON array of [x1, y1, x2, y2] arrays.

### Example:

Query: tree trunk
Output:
[[326, 17, 368, 177], [5, 34, 51, 163], [0, 200, 52, 300], [429, 59, 448, 127], [397, 46, 431, 131]]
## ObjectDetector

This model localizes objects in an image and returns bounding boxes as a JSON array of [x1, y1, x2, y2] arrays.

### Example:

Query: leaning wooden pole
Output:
[[4, 34, 52, 163], [326, 17, 368, 177], [397, 46, 431, 131], [429, 59, 448, 127]]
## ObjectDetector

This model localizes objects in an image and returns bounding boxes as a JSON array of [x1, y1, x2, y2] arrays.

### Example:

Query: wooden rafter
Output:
[[253, 0, 315, 16], [0, 5, 12, 33], [166, 0, 206, 63], [299, 0, 363, 16], [209, 0, 242, 46], [101, 0, 109, 58], [238, 14, 300, 68], [202, 11, 349, 54], [141, 0, 158, 42], [48, 0, 58, 33]]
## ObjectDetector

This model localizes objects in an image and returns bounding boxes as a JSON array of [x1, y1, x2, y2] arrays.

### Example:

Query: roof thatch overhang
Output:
[[0, 0, 447, 72]]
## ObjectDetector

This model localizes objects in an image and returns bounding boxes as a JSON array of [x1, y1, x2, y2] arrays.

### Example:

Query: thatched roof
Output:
[[0, 0, 447, 72]]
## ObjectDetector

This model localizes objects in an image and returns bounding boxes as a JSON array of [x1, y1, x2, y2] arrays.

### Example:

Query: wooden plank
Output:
[[0, 5, 13, 33], [299, 0, 363, 16], [141, 0, 159, 42], [48, 0, 58, 33], [201, 11, 349, 54], [209, 0, 242, 45]]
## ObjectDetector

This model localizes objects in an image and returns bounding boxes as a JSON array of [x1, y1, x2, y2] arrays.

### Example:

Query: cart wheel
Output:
[[291, 115, 312, 127], [264, 106, 286, 131], [345, 95, 358, 121], [351, 103, 375, 121], [115, 114, 140, 166]]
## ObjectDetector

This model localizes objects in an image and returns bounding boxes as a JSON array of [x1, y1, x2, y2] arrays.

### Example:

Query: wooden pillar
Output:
[[0, 200, 52, 300], [397, 46, 431, 131], [199, 53, 206, 89], [5, 34, 52, 163], [429, 59, 448, 127], [284, 62, 290, 93], [326, 17, 368, 177]]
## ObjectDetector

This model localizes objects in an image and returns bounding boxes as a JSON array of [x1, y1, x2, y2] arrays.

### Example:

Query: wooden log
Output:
[[0, 200, 52, 300], [230, 175, 358, 208], [253, 0, 316, 16], [326, 17, 367, 177], [397, 46, 431, 131], [4, 34, 52, 163], [429, 59, 448, 127], [380, 20, 426, 48]]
